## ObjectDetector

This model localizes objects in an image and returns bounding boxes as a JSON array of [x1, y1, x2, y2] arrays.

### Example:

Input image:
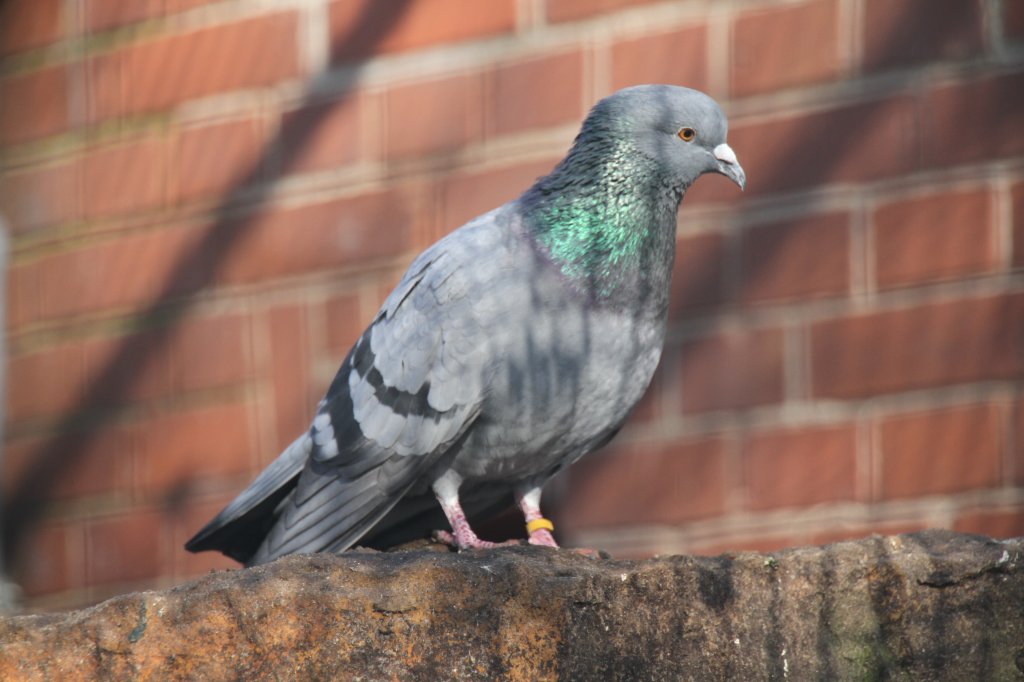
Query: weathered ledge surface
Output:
[[1, 530, 1021, 680]]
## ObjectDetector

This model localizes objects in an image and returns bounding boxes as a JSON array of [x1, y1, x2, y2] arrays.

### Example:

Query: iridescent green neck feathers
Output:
[[523, 136, 684, 300]]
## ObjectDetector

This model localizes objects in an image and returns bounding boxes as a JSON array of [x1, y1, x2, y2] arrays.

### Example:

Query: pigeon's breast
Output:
[[450, 263, 667, 482]]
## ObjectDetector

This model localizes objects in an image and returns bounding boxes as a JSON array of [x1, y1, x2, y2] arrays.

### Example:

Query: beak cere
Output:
[[713, 143, 737, 165], [713, 143, 746, 191]]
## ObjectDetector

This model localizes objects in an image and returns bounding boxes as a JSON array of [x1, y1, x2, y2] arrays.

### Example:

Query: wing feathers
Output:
[[192, 222, 507, 565]]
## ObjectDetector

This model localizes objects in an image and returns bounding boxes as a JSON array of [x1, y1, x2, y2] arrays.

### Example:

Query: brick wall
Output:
[[1, 0, 1021, 611]]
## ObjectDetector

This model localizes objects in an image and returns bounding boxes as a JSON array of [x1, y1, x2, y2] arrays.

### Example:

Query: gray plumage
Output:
[[185, 84, 745, 564]]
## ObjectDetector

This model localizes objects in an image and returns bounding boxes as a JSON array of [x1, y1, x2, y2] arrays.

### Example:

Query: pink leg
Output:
[[430, 472, 561, 549], [432, 471, 518, 550], [516, 486, 559, 548], [433, 497, 515, 549]]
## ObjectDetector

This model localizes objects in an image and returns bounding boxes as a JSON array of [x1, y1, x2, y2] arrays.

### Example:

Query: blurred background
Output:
[[0, 0, 1022, 612]]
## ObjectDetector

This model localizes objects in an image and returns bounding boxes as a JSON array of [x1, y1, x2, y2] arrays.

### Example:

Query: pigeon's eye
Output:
[[678, 127, 696, 142]]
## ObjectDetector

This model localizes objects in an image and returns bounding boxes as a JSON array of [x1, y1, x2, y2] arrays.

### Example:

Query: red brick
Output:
[[83, 136, 166, 218], [743, 424, 857, 510], [13, 523, 79, 597], [880, 403, 1003, 500], [168, 0, 217, 11], [136, 400, 255, 494], [82, 330, 174, 407], [324, 294, 364, 357], [386, 74, 484, 159], [1008, 0, 1024, 41], [220, 192, 413, 284], [873, 187, 996, 288], [611, 25, 708, 93], [35, 224, 202, 319], [269, 304, 313, 452], [83, 49, 121, 120], [490, 51, 584, 135], [84, 0, 163, 31], [0, 0, 62, 55], [547, 0, 659, 23], [954, 508, 1024, 538], [1013, 181, 1024, 268], [176, 118, 264, 202], [84, 0, 217, 31], [91, 12, 299, 119], [811, 294, 1024, 399], [330, 0, 515, 63], [921, 72, 1024, 168], [741, 211, 849, 303], [85, 510, 165, 585], [696, 96, 919, 201], [676, 327, 785, 413], [73, 319, 237, 412], [7, 343, 85, 421], [668, 231, 729, 318], [7, 262, 38, 329], [170, 313, 253, 393], [281, 92, 376, 175], [439, 158, 557, 236], [0, 66, 67, 145], [3, 427, 133, 501], [559, 438, 727, 529], [863, 0, 984, 73], [732, 0, 840, 96], [0, 159, 81, 233]]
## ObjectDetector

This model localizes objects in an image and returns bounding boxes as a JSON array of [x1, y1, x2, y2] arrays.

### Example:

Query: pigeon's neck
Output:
[[522, 136, 685, 305]]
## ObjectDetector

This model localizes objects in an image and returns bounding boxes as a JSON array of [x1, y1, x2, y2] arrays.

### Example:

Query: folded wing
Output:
[[186, 240, 493, 565]]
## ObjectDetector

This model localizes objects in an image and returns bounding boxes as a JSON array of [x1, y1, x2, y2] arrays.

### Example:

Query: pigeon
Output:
[[185, 84, 745, 565]]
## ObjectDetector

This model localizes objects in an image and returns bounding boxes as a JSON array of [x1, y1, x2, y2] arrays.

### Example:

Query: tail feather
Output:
[[247, 450, 431, 565], [184, 435, 311, 563]]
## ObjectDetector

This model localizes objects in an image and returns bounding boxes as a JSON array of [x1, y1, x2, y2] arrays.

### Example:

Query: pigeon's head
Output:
[[588, 84, 746, 191]]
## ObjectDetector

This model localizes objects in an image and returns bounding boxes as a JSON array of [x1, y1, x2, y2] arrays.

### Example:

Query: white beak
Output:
[[712, 143, 745, 190]]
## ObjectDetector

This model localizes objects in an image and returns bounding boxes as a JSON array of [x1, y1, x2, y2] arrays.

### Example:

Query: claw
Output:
[[432, 529, 520, 550]]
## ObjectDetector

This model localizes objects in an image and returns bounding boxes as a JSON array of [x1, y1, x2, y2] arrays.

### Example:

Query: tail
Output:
[[184, 435, 311, 564], [243, 440, 433, 566]]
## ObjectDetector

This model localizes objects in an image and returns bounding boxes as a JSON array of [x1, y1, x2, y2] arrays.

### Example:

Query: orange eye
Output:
[[678, 127, 696, 142]]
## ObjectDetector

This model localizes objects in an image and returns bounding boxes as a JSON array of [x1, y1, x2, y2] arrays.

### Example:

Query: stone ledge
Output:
[[1, 530, 1022, 680]]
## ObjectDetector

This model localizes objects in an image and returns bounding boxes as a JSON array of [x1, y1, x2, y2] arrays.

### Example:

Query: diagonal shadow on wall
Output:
[[7, 0, 1018, 579], [1, 0, 414, 570]]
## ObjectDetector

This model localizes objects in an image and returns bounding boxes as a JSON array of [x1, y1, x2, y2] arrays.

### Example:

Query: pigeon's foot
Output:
[[526, 527, 559, 548], [431, 529, 521, 550], [433, 473, 526, 550], [432, 528, 602, 555], [432, 521, 559, 550]]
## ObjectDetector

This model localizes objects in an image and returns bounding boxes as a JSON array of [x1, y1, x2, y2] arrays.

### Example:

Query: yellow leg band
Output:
[[526, 518, 554, 534]]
